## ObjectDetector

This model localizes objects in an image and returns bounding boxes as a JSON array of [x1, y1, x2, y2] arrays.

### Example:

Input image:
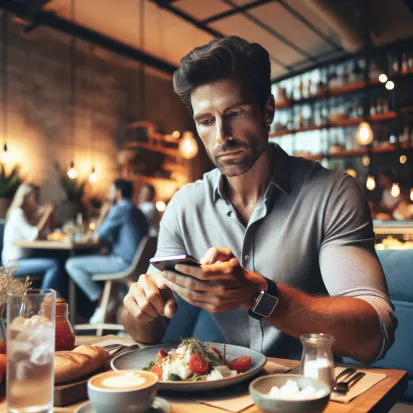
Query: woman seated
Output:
[[2, 184, 61, 293]]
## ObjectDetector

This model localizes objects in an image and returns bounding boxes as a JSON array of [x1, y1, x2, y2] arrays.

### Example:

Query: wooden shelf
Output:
[[300, 143, 413, 161], [270, 107, 413, 138], [125, 141, 180, 157]]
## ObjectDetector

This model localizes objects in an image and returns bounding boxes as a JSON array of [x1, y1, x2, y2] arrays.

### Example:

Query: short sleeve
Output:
[[147, 192, 186, 274], [320, 174, 397, 360]]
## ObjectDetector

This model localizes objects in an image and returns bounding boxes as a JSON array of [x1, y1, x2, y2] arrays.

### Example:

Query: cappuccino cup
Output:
[[88, 370, 158, 413]]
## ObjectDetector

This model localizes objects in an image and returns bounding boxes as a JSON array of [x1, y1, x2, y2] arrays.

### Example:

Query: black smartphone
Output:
[[149, 254, 201, 272]]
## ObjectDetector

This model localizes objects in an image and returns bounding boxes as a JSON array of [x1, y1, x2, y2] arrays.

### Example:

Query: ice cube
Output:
[[30, 343, 54, 366]]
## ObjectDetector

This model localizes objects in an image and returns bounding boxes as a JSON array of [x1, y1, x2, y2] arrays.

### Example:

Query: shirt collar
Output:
[[212, 142, 291, 202]]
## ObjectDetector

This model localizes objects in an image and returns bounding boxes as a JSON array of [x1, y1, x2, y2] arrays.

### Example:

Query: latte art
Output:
[[102, 373, 147, 389]]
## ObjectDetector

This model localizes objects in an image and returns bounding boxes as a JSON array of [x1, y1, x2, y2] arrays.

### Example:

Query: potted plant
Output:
[[0, 164, 22, 219], [55, 163, 87, 224]]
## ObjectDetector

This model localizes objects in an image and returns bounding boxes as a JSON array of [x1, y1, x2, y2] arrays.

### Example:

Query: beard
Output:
[[207, 136, 267, 177]]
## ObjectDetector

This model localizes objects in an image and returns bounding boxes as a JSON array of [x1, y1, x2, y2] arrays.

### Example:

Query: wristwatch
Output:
[[248, 277, 278, 320]]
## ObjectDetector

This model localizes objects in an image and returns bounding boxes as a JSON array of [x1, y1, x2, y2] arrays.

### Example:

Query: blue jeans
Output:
[[15, 258, 61, 294], [65, 255, 130, 302]]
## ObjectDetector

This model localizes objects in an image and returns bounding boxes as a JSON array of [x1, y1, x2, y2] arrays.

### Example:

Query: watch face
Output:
[[253, 293, 278, 317]]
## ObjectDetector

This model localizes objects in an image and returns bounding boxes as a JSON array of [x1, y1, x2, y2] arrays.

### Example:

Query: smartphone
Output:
[[149, 254, 201, 272]]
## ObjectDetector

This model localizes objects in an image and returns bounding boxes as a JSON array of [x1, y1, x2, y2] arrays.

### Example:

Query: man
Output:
[[137, 183, 159, 237], [66, 179, 148, 323], [122, 37, 396, 363]]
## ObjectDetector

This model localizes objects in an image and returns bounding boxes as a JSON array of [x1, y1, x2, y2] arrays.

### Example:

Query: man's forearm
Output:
[[120, 306, 167, 344], [266, 284, 383, 364]]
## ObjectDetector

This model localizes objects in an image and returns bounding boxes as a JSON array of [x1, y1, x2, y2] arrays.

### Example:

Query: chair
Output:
[[72, 236, 158, 336]]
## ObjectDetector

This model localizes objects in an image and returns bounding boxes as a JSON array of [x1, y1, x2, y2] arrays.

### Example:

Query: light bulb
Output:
[[379, 74, 388, 83], [391, 182, 400, 197], [179, 131, 198, 160], [385, 80, 395, 90], [410, 188, 413, 202], [355, 122, 374, 145], [362, 155, 371, 166], [366, 176, 376, 191], [67, 161, 78, 179], [89, 167, 97, 183], [400, 154, 407, 164], [89, 222, 96, 231], [156, 201, 166, 212], [172, 130, 180, 139], [1, 144, 10, 163]]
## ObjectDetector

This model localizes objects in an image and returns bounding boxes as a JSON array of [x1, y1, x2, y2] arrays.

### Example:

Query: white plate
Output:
[[111, 342, 267, 392], [75, 397, 170, 413]]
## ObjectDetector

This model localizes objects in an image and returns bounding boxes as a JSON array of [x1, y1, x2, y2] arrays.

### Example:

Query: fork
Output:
[[335, 367, 356, 383], [333, 372, 366, 393]]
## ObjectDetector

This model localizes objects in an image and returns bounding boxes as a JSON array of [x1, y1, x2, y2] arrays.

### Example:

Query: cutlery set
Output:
[[333, 367, 366, 394], [103, 343, 141, 362]]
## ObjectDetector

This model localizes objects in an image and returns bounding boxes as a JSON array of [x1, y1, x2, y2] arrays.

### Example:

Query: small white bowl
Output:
[[249, 374, 331, 413]]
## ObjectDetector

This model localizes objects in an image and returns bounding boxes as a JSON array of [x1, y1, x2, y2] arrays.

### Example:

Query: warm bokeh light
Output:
[[89, 167, 97, 183], [179, 131, 198, 159], [379, 74, 388, 83], [385, 80, 395, 90], [345, 169, 357, 178], [172, 130, 180, 139], [355, 122, 374, 145], [411, 189, 413, 202], [156, 201, 166, 212], [1, 145, 10, 164], [362, 155, 371, 166], [89, 222, 96, 231], [391, 182, 400, 197], [400, 155, 407, 164], [67, 161, 78, 179], [366, 175, 376, 191]]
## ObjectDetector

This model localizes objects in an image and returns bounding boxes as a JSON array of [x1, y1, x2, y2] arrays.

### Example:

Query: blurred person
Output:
[[121, 36, 396, 364], [65, 179, 148, 324], [2, 184, 60, 291], [137, 183, 159, 236]]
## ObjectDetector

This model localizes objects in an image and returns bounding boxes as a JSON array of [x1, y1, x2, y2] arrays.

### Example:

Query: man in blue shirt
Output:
[[66, 179, 148, 323]]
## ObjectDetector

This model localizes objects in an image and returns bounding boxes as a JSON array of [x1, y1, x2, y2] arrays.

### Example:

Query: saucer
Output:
[[75, 397, 171, 413]]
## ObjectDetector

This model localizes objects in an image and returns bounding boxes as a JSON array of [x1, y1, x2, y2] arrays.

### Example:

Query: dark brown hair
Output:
[[173, 36, 271, 113]]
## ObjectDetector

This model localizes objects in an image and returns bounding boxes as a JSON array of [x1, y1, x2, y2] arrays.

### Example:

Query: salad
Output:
[[143, 338, 252, 382]]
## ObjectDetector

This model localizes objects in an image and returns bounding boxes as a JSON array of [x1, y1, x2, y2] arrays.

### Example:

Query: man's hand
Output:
[[123, 273, 178, 322], [162, 248, 266, 313]]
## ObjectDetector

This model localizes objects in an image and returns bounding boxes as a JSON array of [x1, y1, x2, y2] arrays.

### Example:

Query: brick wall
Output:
[[0, 17, 193, 204]]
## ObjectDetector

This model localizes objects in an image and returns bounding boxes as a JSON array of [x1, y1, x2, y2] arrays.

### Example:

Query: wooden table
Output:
[[0, 335, 407, 413], [13, 239, 101, 323]]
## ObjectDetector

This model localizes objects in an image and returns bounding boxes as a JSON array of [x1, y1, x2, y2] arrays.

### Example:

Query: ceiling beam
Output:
[[0, 1, 177, 74], [221, 0, 318, 63], [151, 0, 292, 71], [201, 0, 271, 24], [276, 0, 342, 52]]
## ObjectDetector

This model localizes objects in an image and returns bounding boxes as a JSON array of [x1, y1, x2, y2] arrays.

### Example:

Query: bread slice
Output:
[[54, 345, 110, 384]]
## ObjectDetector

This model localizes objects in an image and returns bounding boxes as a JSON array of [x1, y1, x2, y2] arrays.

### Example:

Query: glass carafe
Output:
[[299, 333, 335, 389]]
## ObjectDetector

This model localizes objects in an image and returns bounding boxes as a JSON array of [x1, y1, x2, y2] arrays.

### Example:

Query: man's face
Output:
[[191, 78, 274, 177]]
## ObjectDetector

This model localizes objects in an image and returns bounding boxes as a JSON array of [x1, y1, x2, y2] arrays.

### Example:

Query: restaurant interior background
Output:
[[1, 0, 413, 244]]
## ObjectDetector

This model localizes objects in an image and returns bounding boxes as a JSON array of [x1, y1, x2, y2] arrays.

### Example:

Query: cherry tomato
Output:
[[189, 354, 209, 374], [150, 364, 163, 380], [156, 348, 168, 364], [228, 356, 252, 372]]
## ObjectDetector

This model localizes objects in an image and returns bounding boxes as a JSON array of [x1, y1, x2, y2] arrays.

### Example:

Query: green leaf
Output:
[[0, 164, 23, 198], [142, 361, 155, 371], [167, 373, 181, 381]]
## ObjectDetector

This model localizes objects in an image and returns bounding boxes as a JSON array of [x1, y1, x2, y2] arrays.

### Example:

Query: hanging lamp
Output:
[[67, 0, 78, 179], [179, 131, 198, 160], [1, 12, 9, 164]]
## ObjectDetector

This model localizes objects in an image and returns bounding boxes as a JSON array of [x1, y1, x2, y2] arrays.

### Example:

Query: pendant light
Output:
[[1, 12, 9, 164], [410, 188, 413, 202], [366, 175, 376, 191], [356, 121, 374, 145], [179, 131, 198, 159], [391, 182, 400, 198], [67, 0, 77, 179], [87, 44, 97, 183]]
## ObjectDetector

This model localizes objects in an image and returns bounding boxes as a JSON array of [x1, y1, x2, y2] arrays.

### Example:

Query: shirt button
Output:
[[245, 255, 250, 261]]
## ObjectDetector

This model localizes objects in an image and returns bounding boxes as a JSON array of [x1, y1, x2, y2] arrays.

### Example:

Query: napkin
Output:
[[191, 361, 291, 413], [331, 366, 386, 404]]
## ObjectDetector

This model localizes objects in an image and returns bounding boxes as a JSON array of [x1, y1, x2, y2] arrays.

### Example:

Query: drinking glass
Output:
[[7, 289, 56, 413], [299, 333, 335, 389]]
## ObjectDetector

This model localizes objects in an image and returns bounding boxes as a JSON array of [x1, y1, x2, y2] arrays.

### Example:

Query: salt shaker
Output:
[[299, 333, 335, 389]]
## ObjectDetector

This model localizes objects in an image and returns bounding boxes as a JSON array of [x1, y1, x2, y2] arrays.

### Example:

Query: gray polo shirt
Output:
[[149, 143, 396, 360]]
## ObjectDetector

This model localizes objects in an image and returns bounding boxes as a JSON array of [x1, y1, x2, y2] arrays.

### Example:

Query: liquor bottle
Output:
[[376, 97, 383, 115], [401, 53, 408, 74], [328, 65, 338, 89], [353, 59, 363, 82], [357, 99, 364, 118], [370, 98, 377, 116], [298, 77, 304, 100], [382, 97, 390, 113], [391, 54, 400, 75], [408, 52, 413, 70], [307, 79, 313, 97]]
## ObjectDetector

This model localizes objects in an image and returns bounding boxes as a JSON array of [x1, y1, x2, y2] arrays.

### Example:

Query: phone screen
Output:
[[149, 254, 200, 272]]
